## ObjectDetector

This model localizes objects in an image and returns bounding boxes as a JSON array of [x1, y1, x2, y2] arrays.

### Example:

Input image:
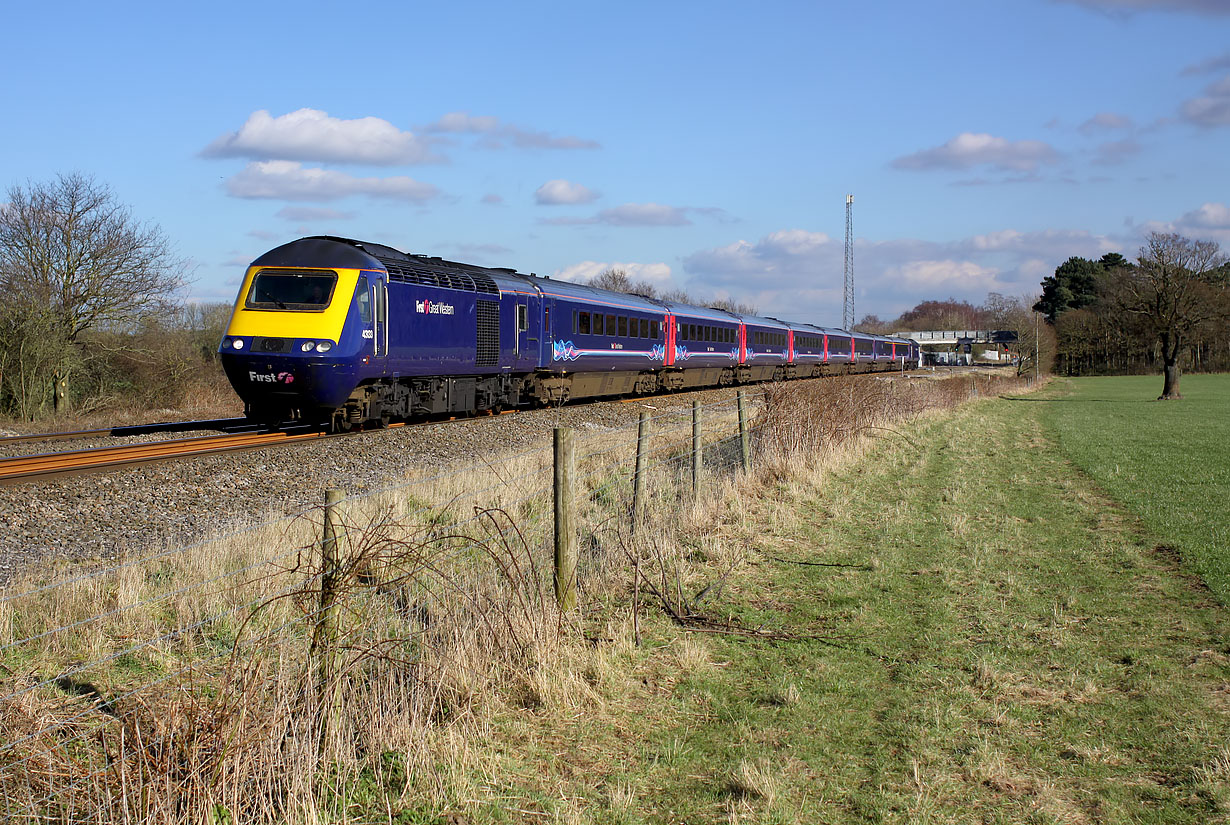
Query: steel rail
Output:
[[0, 428, 341, 486]]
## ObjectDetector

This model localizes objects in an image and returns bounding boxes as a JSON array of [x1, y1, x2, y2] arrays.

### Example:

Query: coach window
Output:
[[579, 311, 591, 335], [355, 276, 371, 323], [618, 316, 628, 337], [650, 320, 659, 339], [517, 305, 528, 332], [605, 315, 616, 336], [629, 317, 639, 338]]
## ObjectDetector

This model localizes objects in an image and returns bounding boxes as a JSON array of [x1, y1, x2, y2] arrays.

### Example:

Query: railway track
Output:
[[0, 369, 933, 486], [0, 428, 354, 486], [0, 417, 254, 447]]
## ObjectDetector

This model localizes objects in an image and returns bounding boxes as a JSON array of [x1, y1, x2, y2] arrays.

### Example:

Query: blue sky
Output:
[[3, 0, 1228, 325]]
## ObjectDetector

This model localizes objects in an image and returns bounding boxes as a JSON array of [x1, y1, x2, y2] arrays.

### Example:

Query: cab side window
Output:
[[356, 276, 371, 324]]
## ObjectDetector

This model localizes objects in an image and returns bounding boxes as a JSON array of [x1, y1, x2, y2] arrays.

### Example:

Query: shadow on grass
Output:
[[997, 395, 1156, 403]]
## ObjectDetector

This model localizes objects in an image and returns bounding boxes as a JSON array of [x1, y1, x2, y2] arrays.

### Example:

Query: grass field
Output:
[[1040, 374, 1230, 604], [456, 384, 1230, 822], [8, 375, 1229, 822]]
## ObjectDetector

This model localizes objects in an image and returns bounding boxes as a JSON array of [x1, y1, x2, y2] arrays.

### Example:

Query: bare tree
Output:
[[706, 296, 759, 315], [1108, 232, 1228, 399], [587, 267, 663, 298], [0, 173, 188, 415], [587, 267, 634, 293]]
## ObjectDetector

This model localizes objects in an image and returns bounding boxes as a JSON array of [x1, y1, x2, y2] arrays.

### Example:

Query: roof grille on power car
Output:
[[375, 256, 500, 295]]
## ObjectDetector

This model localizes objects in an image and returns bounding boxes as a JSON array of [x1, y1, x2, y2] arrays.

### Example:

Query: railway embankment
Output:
[[11, 373, 1223, 822]]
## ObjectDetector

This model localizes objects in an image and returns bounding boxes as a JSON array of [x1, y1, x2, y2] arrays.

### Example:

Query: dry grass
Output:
[[0, 373, 1034, 822]]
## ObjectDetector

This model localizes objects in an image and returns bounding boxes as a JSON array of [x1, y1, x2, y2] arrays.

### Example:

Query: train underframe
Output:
[[285, 359, 907, 431]]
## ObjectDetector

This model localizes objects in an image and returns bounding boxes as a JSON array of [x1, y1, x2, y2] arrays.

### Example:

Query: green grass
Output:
[[459, 390, 1230, 823], [610, 395, 1230, 821], [1039, 374, 1230, 603]]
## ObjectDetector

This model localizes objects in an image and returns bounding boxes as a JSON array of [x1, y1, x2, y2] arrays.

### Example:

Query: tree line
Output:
[[1034, 233, 1229, 398], [0, 174, 233, 422], [855, 293, 1055, 379]]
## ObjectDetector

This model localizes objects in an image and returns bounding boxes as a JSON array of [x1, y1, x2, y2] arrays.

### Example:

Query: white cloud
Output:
[[681, 226, 1121, 322], [535, 179, 599, 205], [225, 161, 440, 202], [1093, 138, 1142, 165], [1180, 75, 1230, 126], [1182, 51, 1230, 75], [540, 202, 730, 227], [888, 260, 1003, 290], [204, 108, 441, 165], [423, 111, 600, 150], [275, 206, 355, 221], [554, 260, 674, 285], [1180, 201, 1230, 230], [892, 132, 1061, 173], [1140, 202, 1230, 243], [1078, 112, 1134, 134], [597, 203, 691, 226], [428, 112, 501, 133]]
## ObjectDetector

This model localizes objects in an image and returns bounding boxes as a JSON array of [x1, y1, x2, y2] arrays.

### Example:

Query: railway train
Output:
[[219, 236, 920, 430]]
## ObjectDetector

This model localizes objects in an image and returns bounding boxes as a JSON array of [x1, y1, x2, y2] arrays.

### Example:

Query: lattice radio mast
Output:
[[843, 194, 855, 330]]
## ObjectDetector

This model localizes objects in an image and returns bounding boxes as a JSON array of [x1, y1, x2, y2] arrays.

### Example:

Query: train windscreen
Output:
[[246, 269, 337, 310]]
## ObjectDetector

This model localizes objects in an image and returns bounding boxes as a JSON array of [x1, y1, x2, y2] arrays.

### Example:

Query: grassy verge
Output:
[[1038, 374, 1230, 604], [475, 387, 1230, 822]]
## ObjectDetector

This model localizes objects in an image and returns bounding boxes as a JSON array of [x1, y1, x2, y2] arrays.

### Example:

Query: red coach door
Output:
[[787, 329, 795, 363], [739, 324, 747, 363], [664, 313, 676, 365]]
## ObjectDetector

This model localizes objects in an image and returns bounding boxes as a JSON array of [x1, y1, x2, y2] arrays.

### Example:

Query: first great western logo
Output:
[[415, 299, 455, 316]]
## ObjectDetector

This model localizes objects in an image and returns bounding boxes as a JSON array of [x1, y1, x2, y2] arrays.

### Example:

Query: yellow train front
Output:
[[218, 237, 388, 427], [218, 236, 539, 430]]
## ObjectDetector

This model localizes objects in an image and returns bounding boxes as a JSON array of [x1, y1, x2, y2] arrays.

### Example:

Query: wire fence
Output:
[[0, 370, 1038, 822]]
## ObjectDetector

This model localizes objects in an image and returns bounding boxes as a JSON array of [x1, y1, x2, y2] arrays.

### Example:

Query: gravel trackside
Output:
[[0, 387, 756, 585]]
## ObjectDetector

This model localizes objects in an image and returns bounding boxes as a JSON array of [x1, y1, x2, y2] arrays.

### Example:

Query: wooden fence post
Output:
[[737, 390, 751, 474], [692, 401, 702, 499], [554, 427, 578, 611], [311, 487, 344, 753], [632, 411, 650, 532]]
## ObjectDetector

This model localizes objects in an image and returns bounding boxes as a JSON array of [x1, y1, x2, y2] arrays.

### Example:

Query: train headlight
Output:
[[316, 341, 333, 353], [300, 341, 316, 352], [231, 338, 245, 350]]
